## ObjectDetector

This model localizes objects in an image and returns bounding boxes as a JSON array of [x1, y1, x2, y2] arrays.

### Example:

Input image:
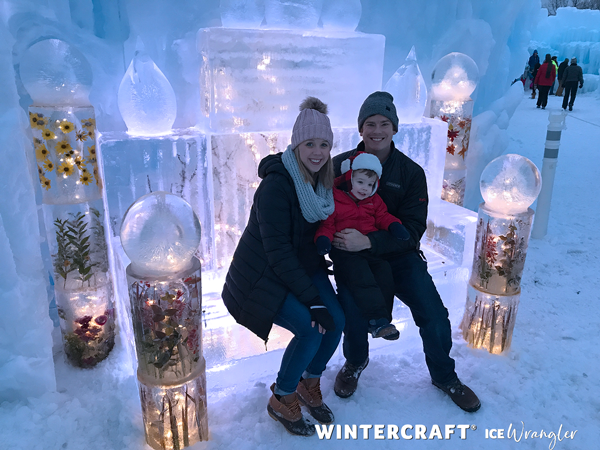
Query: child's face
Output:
[[351, 172, 377, 200]]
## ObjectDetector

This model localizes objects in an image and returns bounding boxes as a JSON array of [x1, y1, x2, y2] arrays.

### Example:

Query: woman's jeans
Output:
[[273, 269, 344, 396]]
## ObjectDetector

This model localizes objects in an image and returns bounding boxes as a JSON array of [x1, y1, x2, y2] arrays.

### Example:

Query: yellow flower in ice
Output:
[[74, 156, 86, 170], [80, 173, 92, 185], [88, 145, 96, 156], [43, 159, 55, 172], [42, 128, 56, 140], [37, 166, 44, 178], [58, 161, 75, 177], [55, 140, 72, 155], [81, 118, 96, 130], [76, 130, 88, 142], [58, 120, 75, 134], [87, 129, 95, 140], [35, 145, 50, 161], [29, 112, 46, 129], [40, 177, 51, 190]]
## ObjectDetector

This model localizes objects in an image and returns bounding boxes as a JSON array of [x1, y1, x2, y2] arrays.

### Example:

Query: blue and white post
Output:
[[531, 110, 567, 239]]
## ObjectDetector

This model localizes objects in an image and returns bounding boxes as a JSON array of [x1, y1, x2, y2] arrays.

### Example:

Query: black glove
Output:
[[389, 222, 410, 240], [579, 84, 583, 89], [307, 302, 336, 331], [315, 235, 332, 255]]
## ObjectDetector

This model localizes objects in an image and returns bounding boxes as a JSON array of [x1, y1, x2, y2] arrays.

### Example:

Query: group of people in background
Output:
[[524, 50, 584, 111]]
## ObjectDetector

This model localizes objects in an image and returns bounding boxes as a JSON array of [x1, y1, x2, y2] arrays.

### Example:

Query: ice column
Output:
[[429, 53, 479, 206], [461, 155, 541, 354], [121, 192, 208, 448], [21, 39, 116, 368]]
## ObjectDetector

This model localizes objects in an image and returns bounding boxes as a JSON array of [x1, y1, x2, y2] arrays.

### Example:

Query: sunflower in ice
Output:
[[74, 156, 86, 169], [58, 161, 75, 177], [80, 172, 92, 185], [55, 140, 72, 155], [42, 128, 56, 140], [35, 145, 50, 161], [29, 112, 46, 129], [43, 159, 55, 172], [87, 129, 95, 140], [81, 118, 96, 130], [58, 120, 75, 134], [76, 130, 88, 142], [40, 177, 51, 190]]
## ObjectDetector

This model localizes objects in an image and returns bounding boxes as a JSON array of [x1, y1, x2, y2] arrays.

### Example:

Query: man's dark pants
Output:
[[335, 250, 457, 385], [562, 82, 579, 109]]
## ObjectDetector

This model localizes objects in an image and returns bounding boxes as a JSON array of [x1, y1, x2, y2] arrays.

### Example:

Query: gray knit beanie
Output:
[[357, 91, 399, 132], [291, 97, 334, 150]]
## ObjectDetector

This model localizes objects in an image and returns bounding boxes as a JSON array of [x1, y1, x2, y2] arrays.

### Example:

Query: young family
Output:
[[221, 92, 481, 436]]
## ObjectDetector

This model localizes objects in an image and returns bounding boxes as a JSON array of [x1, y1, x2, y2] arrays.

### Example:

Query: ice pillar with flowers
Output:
[[121, 192, 208, 449], [461, 154, 541, 354], [20, 39, 115, 368], [430, 53, 479, 206]]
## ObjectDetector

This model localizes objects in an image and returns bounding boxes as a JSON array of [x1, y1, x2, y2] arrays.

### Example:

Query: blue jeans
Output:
[[273, 269, 345, 395], [336, 250, 457, 385]]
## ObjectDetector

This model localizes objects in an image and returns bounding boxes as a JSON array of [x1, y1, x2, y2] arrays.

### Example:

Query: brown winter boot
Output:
[[267, 383, 315, 436], [296, 377, 334, 424]]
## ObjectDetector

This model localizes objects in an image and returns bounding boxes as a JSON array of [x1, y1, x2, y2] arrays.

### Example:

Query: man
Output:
[[331, 91, 481, 413], [555, 58, 569, 96], [562, 57, 584, 111]]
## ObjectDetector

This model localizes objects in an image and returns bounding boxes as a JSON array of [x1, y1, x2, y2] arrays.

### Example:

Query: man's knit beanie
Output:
[[357, 91, 399, 132], [571, 57, 577, 64], [291, 97, 334, 150]]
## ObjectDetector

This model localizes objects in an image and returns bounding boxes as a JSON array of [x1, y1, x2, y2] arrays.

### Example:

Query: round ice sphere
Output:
[[480, 154, 541, 214], [120, 192, 201, 277], [430, 52, 479, 101], [20, 39, 92, 107]]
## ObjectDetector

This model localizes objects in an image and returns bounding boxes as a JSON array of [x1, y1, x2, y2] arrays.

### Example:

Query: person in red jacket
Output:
[[315, 152, 409, 339], [534, 53, 556, 109]]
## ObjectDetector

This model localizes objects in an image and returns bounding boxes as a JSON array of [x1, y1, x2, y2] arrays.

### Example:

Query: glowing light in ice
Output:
[[431, 52, 479, 101]]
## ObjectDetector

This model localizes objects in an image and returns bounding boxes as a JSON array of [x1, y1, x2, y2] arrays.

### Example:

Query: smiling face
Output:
[[297, 138, 331, 174], [351, 171, 378, 200], [360, 114, 397, 159]]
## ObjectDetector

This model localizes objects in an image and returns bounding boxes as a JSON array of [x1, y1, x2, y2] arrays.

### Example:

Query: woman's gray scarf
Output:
[[281, 146, 334, 223]]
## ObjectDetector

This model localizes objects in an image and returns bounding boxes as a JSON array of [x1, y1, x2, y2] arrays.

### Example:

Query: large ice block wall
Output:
[[198, 28, 385, 133]]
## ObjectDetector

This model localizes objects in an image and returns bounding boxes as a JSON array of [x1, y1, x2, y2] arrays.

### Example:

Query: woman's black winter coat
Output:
[[222, 153, 325, 341]]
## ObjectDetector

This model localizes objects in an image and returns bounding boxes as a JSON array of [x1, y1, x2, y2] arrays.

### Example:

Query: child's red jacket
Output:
[[315, 187, 401, 242]]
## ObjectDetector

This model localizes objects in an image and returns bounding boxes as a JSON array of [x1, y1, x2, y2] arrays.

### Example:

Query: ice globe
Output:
[[120, 192, 201, 277], [430, 52, 479, 102], [20, 39, 93, 106], [480, 154, 541, 215]]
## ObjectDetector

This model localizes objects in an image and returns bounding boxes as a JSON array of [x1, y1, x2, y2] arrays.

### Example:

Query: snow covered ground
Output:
[[2, 91, 599, 450]]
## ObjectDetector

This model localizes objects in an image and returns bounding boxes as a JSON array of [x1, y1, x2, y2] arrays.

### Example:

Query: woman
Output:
[[534, 54, 556, 109], [222, 97, 344, 436]]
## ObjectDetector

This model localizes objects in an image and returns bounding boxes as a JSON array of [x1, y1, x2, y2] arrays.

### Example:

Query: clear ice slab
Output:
[[197, 27, 385, 133]]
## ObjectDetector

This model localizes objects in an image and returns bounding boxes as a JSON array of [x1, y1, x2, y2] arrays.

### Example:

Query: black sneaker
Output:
[[334, 358, 369, 398], [432, 378, 481, 413], [569, 106, 573, 111]]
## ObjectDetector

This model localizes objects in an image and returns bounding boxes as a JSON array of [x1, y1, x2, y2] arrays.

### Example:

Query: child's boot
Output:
[[368, 318, 400, 340]]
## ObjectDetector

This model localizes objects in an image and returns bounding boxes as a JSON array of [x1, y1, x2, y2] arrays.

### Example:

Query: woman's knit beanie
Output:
[[291, 97, 334, 150]]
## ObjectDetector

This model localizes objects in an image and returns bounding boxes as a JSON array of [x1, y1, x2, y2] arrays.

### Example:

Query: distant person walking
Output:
[[534, 54, 555, 109], [531, 62, 541, 99], [528, 50, 540, 98], [555, 58, 569, 96], [528, 50, 540, 71], [549, 56, 559, 95], [562, 58, 584, 111]]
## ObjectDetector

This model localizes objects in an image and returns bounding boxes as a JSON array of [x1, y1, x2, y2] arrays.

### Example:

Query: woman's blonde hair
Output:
[[293, 146, 334, 190]]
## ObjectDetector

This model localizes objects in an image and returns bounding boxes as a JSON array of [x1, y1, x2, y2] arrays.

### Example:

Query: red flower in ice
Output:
[[75, 315, 93, 328], [187, 327, 199, 354], [485, 234, 498, 266], [440, 115, 449, 123], [458, 120, 467, 129], [446, 144, 456, 155], [448, 129, 460, 142], [95, 315, 108, 326]]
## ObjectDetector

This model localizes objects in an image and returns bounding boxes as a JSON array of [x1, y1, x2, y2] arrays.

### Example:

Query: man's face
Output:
[[351, 172, 377, 200], [360, 114, 397, 155]]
